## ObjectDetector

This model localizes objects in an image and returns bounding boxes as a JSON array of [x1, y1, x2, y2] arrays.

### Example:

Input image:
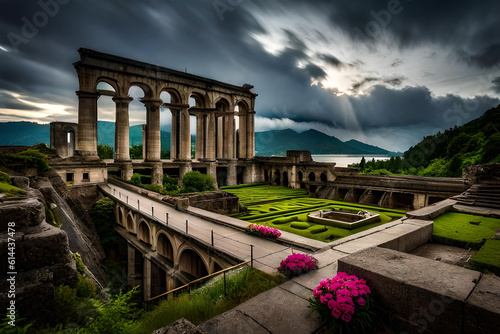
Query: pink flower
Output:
[[325, 293, 333, 300], [320, 296, 328, 304], [327, 299, 336, 310], [357, 297, 365, 306], [341, 313, 352, 323], [331, 308, 341, 319], [313, 288, 321, 298]]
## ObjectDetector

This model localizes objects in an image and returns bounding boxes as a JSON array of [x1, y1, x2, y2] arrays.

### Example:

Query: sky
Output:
[[0, 0, 499, 152]]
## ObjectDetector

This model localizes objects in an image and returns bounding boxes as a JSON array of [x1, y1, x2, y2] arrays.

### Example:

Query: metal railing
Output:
[[146, 260, 252, 304]]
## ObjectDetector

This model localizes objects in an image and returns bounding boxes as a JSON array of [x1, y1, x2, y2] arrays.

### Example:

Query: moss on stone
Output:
[[470, 240, 500, 276]]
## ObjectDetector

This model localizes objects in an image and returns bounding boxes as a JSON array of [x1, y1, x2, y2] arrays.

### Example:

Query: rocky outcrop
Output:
[[32, 170, 107, 287], [0, 195, 78, 319]]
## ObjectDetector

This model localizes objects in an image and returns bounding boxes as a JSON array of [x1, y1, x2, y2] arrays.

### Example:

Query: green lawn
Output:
[[470, 240, 500, 276], [433, 212, 500, 249], [223, 185, 406, 242]]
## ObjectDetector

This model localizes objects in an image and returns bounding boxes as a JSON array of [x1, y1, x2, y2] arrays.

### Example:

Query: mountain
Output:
[[255, 129, 397, 156], [0, 121, 397, 155]]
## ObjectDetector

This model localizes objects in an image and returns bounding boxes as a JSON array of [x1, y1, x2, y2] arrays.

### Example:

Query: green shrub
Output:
[[90, 197, 119, 247], [163, 175, 178, 191], [0, 171, 11, 184], [0, 149, 49, 172], [73, 253, 86, 274], [52, 284, 79, 325], [310, 225, 328, 234], [0, 183, 26, 196], [181, 171, 215, 193], [470, 240, 500, 276], [130, 173, 142, 186], [98, 144, 114, 159], [290, 222, 310, 230], [44, 202, 60, 227], [271, 216, 297, 224], [76, 275, 97, 298], [142, 184, 163, 193]]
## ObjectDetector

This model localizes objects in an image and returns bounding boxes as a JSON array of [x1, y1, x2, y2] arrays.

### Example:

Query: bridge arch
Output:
[[156, 231, 175, 264], [116, 205, 125, 227], [137, 219, 152, 245], [126, 212, 136, 234], [177, 246, 209, 279]]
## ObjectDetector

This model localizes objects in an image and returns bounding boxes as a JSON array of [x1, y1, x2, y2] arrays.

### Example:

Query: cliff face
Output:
[[32, 170, 107, 287], [0, 190, 78, 319]]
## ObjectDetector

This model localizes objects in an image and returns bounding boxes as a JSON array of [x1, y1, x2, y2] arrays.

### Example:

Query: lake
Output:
[[311, 154, 392, 167]]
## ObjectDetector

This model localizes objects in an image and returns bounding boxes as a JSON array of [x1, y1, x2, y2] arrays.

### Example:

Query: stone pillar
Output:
[[142, 99, 162, 162], [143, 257, 151, 301], [226, 113, 234, 159], [238, 114, 247, 159], [246, 111, 255, 159], [206, 113, 216, 160], [179, 163, 192, 181], [227, 160, 237, 186], [152, 162, 163, 186], [113, 97, 133, 161], [121, 164, 133, 181], [195, 114, 204, 160], [180, 108, 191, 160], [217, 116, 224, 159], [75, 91, 100, 158], [170, 109, 179, 160], [208, 163, 217, 188]]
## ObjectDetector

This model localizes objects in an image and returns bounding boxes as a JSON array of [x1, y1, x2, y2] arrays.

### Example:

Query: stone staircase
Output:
[[452, 182, 500, 209]]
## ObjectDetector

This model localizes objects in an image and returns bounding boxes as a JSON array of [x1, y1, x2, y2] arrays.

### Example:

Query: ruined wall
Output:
[[0, 185, 78, 319]]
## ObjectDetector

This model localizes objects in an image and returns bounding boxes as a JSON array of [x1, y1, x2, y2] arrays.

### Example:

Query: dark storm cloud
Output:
[[492, 77, 500, 94], [319, 54, 343, 68], [304, 64, 327, 80], [0, 91, 40, 110]]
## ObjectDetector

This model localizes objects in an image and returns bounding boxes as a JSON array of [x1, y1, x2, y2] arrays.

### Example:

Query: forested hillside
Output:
[[360, 105, 500, 177]]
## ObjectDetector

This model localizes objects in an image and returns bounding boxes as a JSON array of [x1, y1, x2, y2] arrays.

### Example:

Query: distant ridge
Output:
[[0, 121, 398, 155]]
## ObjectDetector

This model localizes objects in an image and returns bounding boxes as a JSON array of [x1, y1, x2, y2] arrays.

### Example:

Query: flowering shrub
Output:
[[309, 272, 374, 333], [245, 224, 281, 239], [278, 253, 318, 277]]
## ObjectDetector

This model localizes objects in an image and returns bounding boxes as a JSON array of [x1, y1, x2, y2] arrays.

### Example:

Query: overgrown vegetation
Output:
[[44, 201, 61, 227], [98, 144, 114, 159], [0, 171, 27, 197], [128, 171, 216, 195], [181, 171, 215, 193], [90, 197, 120, 247], [0, 146, 50, 172], [130, 268, 283, 334], [353, 105, 500, 177]]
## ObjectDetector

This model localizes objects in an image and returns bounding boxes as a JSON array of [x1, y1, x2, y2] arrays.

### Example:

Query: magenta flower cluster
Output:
[[278, 253, 318, 277], [312, 272, 371, 323], [246, 224, 281, 239]]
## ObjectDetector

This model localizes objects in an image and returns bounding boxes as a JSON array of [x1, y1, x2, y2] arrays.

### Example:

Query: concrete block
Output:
[[379, 222, 432, 252], [464, 274, 500, 334], [332, 232, 395, 253], [236, 285, 322, 334], [406, 199, 455, 220], [338, 247, 480, 334]]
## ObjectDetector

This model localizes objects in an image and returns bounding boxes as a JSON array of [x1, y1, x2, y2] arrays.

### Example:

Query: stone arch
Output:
[[137, 219, 152, 245], [308, 172, 316, 182], [128, 82, 153, 99], [66, 129, 76, 157], [215, 97, 231, 111], [116, 205, 124, 226], [320, 172, 327, 182], [189, 91, 210, 108], [177, 247, 209, 279], [95, 77, 119, 94], [274, 169, 281, 186], [159, 87, 182, 104], [264, 169, 269, 183], [283, 170, 289, 187], [127, 213, 136, 234], [235, 100, 249, 114], [298, 170, 303, 181], [156, 231, 175, 264]]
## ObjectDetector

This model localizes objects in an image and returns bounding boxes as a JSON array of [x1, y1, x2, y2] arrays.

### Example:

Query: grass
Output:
[[0, 182, 27, 197], [470, 240, 500, 276], [433, 212, 500, 249], [225, 185, 406, 242], [130, 267, 284, 333]]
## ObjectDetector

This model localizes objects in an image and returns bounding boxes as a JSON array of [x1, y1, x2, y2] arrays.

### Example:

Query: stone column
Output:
[[121, 164, 133, 181], [152, 163, 163, 186], [217, 117, 224, 159], [170, 109, 179, 160], [225, 113, 234, 159], [142, 99, 162, 162], [238, 114, 247, 159], [195, 114, 204, 160], [246, 111, 255, 159], [113, 97, 133, 162], [75, 91, 100, 158], [227, 160, 237, 186], [180, 108, 191, 160], [143, 257, 151, 301], [206, 113, 216, 161]]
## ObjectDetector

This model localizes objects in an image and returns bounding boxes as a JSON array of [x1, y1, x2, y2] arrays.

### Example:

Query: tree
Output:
[[359, 156, 366, 170], [97, 144, 113, 159], [181, 171, 215, 193], [130, 144, 143, 159]]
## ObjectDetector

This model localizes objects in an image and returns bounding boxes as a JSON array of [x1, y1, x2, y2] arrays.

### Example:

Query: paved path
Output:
[[102, 182, 315, 273]]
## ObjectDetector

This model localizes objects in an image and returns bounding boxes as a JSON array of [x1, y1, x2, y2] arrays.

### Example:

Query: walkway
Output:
[[101, 182, 318, 273]]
